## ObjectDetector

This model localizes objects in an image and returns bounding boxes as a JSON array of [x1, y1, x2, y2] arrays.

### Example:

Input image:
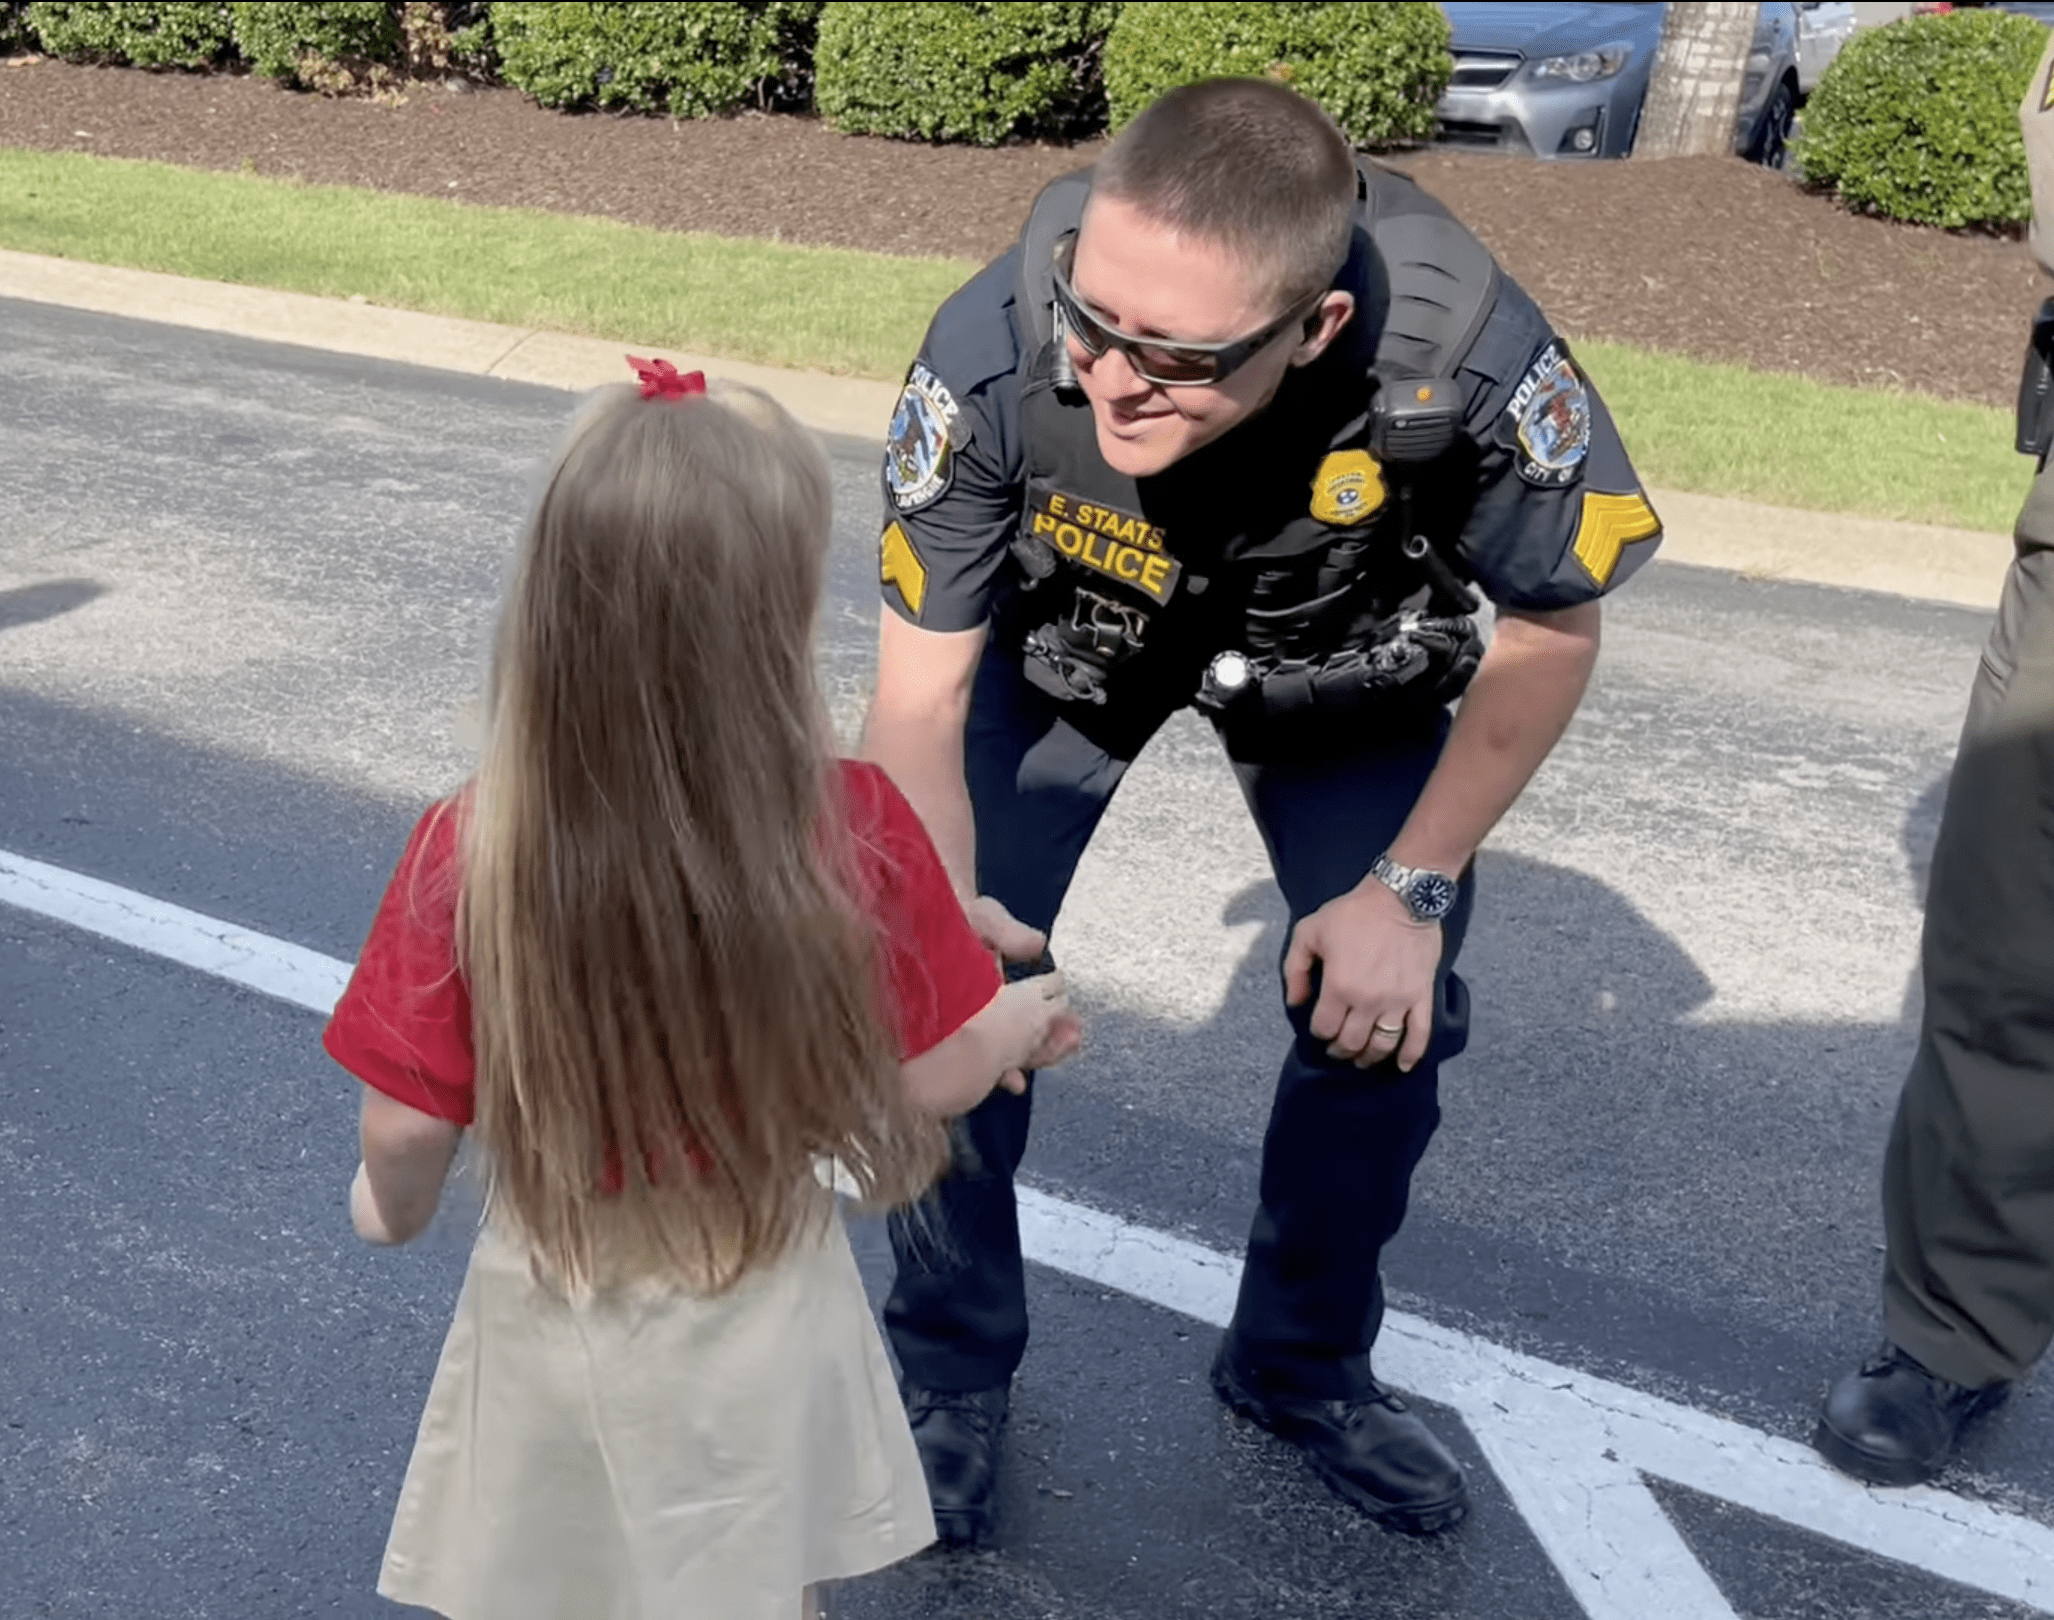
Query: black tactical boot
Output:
[[903, 1384, 1010, 1546], [1211, 1342, 1468, 1534], [1815, 1343, 2009, 1486]]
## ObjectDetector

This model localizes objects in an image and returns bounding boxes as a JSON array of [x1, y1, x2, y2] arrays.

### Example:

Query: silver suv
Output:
[[1434, 2, 1803, 165]]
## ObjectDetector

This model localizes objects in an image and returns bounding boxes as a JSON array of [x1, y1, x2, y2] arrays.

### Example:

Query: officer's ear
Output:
[[1288, 291, 1356, 370]]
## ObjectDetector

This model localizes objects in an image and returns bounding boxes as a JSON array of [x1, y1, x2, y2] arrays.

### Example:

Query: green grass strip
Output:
[[1579, 340, 2028, 537], [0, 147, 976, 379], [1, 146, 2030, 533]]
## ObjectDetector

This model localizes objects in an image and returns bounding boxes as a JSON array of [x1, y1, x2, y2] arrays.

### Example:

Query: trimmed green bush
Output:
[[229, 1, 401, 85], [25, 1, 235, 68], [494, 2, 821, 119], [2, 1, 34, 52], [1104, 1, 1450, 147], [815, 1, 1119, 146], [1796, 8, 2046, 230]]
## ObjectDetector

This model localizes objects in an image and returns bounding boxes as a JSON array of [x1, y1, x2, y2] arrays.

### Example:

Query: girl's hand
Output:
[[987, 970, 1081, 1094]]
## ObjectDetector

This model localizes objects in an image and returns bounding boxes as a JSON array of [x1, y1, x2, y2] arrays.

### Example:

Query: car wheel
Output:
[[1754, 79, 1795, 171]]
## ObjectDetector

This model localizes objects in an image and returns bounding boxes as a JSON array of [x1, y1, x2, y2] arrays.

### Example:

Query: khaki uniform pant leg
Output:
[[1882, 460, 2054, 1387]]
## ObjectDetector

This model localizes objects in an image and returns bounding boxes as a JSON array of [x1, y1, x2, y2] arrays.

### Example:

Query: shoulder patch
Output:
[[879, 521, 928, 617], [1503, 342, 1592, 488], [886, 362, 963, 513], [1571, 490, 1661, 588], [1310, 449, 1387, 527]]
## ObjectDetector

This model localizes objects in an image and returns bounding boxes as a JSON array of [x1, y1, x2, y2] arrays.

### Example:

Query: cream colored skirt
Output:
[[377, 1205, 935, 1620]]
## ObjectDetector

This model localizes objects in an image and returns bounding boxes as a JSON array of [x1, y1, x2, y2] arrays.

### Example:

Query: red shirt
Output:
[[322, 761, 1001, 1125]]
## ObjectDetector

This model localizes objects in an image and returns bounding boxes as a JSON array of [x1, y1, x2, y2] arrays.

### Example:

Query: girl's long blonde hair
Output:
[[460, 380, 947, 1291]]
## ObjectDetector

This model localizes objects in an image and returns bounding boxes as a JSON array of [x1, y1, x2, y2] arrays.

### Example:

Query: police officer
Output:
[[860, 77, 1662, 1542], [1815, 31, 2054, 1487]]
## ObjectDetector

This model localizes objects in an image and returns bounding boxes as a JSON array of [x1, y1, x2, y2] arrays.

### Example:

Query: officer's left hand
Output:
[[964, 895, 1048, 964], [1284, 882, 1439, 1072]]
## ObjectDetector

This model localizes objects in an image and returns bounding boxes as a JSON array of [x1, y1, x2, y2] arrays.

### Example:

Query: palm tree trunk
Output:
[[1634, 1, 1760, 160]]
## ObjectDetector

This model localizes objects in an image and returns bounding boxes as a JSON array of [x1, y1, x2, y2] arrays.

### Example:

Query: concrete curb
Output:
[[0, 249, 2016, 612], [0, 248, 901, 443]]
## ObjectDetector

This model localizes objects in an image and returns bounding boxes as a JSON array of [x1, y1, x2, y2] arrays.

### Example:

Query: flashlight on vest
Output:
[[1371, 376, 1463, 464], [1196, 649, 1254, 711]]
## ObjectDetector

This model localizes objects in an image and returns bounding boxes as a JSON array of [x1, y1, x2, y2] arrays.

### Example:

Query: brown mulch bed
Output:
[[2, 57, 2042, 407]]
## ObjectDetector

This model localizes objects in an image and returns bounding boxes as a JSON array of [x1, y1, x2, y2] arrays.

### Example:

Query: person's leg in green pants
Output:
[[1816, 464, 2054, 1485]]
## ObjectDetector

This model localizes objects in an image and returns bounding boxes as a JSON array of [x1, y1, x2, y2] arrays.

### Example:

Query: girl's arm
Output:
[[900, 971, 1079, 1117], [351, 1086, 463, 1245]]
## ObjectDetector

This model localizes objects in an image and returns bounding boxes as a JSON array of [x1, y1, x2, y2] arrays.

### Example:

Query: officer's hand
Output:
[[1283, 884, 1438, 1072], [964, 895, 1047, 964]]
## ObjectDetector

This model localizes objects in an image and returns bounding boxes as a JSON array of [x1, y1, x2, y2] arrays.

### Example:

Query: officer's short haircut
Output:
[[1093, 78, 1357, 314]]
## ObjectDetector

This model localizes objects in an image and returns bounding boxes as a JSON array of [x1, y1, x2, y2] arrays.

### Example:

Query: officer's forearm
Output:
[[860, 614, 986, 894], [862, 708, 979, 894], [1385, 601, 1601, 877]]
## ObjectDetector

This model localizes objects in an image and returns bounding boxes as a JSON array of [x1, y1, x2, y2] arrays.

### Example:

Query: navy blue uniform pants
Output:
[[885, 645, 1474, 1403]]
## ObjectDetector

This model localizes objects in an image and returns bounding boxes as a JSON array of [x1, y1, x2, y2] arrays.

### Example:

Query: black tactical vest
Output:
[[1003, 162, 1500, 741]]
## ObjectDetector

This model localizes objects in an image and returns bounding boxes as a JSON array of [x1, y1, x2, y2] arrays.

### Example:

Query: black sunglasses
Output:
[[1050, 232, 1329, 388]]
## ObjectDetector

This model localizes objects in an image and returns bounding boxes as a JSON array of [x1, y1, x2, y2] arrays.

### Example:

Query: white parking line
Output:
[[6, 847, 2052, 1618], [0, 849, 350, 1012]]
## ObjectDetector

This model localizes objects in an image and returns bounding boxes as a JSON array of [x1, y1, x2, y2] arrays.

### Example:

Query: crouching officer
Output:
[[860, 77, 1662, 1543], [1815, 28, 2054, 1487]]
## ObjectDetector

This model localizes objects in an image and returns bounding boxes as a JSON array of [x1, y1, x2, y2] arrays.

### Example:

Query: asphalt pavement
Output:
[[4, 297, 2051, 1620]]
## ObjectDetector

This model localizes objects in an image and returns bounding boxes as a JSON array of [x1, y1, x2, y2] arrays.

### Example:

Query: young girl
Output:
[[323, 361, 1077, 1620]]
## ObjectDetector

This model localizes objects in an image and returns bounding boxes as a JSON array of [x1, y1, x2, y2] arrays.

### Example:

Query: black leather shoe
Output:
[[903, 1384, 1009, 1546], [1211, 1344, 1468, 1534], [1815, 1343, 2009, 1486]]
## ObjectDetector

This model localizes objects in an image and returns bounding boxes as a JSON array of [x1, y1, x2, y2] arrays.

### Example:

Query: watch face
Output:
[[1407, 872, 1459, 920]]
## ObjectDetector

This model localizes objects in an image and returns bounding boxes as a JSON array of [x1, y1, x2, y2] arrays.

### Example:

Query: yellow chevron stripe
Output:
[[880, 521, 928, 618], [1571, 491, 1661, 588]]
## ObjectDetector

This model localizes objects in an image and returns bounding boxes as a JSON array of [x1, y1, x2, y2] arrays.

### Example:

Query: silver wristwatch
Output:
[[1369, 854, 1459, 924]]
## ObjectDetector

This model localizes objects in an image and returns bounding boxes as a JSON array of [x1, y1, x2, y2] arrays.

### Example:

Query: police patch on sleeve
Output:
[[1503, 342, 1592, 488], [885, 361, 963, 513]]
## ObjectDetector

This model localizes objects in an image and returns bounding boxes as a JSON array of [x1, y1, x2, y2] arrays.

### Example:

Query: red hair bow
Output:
[[626, 354, 706, 401]]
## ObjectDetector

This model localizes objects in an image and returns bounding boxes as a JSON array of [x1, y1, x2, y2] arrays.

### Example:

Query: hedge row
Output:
[[493, 2, 817, 118], [10, 0, 1451, 145], [817, 2, 1119, 147], [1107, 1, 1448, 145], [17, 1, 490, 87], [15, 0, 2043, 217], [1797, 8, 2045, 231]]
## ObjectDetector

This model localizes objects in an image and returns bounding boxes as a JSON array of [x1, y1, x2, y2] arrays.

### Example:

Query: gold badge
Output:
[[879, 521, 927, 616], [1570, 490, 1661, 587], [1310, 450, 1387, 527]]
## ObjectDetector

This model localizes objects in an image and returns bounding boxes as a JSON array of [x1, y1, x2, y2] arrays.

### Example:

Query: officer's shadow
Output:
[[1030, 773, 1955, 1350]]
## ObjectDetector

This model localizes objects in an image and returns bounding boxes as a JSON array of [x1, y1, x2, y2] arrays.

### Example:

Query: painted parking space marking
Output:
[[1018, 1188, 2054, 1619], [0, 848, 351, 1012], [7, 846, 2052, 1619]]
